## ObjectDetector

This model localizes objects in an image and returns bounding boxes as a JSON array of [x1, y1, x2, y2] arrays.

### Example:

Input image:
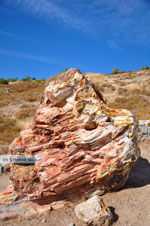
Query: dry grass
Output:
[[16, 117, 34, 130], [0, 115, 20, 144], [0, 80, 45, 153], [0, 143, 9, 155], [15, 108, 36, 120], [87, 69, 150, 120], [0, 80, 45, 108]]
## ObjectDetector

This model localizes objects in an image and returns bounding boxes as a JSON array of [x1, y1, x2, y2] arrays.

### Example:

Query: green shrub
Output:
[[140, 66, 150, 70], [7, 77, 18, 82], [22, 76, 31, 81], [112, 68, 122, 74], [0, 78, 8, 84]]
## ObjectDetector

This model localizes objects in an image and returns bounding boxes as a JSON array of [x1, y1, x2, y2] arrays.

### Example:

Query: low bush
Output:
[[0, 78, 8, 84], [140, 66, 150, 70], [112, 68, 122, 74], [7, 77, 18, 82], [22, 76, 31, 81]]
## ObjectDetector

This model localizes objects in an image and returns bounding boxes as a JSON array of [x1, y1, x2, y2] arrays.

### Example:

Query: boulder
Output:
[[0, 68, 140, 218]]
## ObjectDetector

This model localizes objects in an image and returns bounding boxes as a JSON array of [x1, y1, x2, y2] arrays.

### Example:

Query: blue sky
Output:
[[0, 0, 150, 79]]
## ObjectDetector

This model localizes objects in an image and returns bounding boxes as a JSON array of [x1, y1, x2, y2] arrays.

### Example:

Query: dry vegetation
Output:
[[86, 69, 150, 120], [0, 69, 150, 154], [0, 80, 45, 154]]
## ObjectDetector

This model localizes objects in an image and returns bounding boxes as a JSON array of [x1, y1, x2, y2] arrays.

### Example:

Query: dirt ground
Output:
[[0, 141, 150, 226]]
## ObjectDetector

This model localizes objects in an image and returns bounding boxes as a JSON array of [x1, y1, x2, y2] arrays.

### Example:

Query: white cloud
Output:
[[0, 49, 59, 64], [2, 0, 150, 43], [0, 29, 27, 40], [3, 0, 90, 32]]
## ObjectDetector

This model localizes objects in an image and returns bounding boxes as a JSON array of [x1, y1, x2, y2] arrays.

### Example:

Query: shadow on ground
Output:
[[125, 157, 150, 188], [109, 206, 119, 222]]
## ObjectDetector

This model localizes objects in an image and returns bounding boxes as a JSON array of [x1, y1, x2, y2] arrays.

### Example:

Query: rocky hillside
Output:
[[86, 69, 150, 120], [0, 69, 150, 154]]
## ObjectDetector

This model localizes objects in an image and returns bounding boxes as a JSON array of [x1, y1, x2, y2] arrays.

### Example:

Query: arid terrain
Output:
[[0, 69, 150, 225]]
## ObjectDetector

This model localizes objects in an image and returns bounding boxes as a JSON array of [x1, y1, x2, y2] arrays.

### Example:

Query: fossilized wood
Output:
[[1, 69, 140, 209]]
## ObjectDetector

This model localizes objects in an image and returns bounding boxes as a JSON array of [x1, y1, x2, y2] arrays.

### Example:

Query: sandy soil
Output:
[[0, 141, 150, 226]]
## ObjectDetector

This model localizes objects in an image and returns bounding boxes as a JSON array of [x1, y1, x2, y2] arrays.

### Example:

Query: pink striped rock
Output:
[[0, 69, 140, 218]]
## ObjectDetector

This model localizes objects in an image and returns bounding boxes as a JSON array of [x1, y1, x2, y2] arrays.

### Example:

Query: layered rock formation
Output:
[[0, 69, 140, 218]]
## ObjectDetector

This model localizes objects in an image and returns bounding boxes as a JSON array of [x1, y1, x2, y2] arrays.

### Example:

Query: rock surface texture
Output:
[[0, 69, 140, 219]]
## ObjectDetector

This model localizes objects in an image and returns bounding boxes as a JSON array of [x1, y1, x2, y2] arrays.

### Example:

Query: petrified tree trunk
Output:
[[7, 68, 140, 200]]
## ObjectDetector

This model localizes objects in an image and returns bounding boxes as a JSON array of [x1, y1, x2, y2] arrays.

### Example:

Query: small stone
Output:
[[74, 195, 112, 226]]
